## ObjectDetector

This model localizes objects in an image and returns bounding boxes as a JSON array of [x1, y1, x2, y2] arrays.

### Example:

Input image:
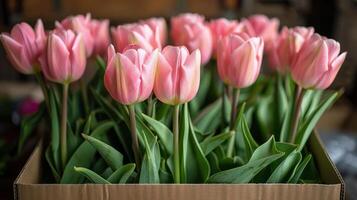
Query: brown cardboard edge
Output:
[[14, 141, 42, 200], [13, 132, 344, 200], [308, 131, 345, 200]]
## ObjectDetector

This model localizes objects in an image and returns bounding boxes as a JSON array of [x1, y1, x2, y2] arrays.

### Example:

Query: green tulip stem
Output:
[[147, 94, 153, 117], [128, 104, 142, 170], [290, 86, 305, 143], [34, 71, 50, 112], [173, 104, 180, 183], [230, 88, 240, 130], [227, 88, 240, 157], [80, 79, 90, 115], [60, 83, 69, 169]]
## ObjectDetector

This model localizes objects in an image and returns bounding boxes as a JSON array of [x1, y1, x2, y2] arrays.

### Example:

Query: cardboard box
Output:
[[13, 132, 345, 200]]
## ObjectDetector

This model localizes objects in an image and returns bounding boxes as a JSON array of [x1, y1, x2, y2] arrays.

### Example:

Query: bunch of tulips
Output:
[[0, 13, 346, 184]]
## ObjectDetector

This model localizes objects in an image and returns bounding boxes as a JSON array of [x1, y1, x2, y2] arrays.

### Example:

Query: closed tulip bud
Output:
[[291, 34, 347, 90], [40, 30, 86, 84], [209, 18, 239, 57], [171, 13, 212, 65], [217, 33, 264, 89], [154, 46, 201, 105], [56, 13, 94, 57], [0, 19, 46, 74], [111, 23, 161, 53], [140, 17, 167, 46], [268, 26, 314, 73], [89, 19, 110, 57], [104, 45, 158, 105], [239, 15, 279, 52], [171, 13, 204, 36]]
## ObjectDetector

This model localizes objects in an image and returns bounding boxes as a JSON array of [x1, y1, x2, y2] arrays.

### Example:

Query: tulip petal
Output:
[[315, 52, 347, 89], [48, 33, 70, 83], [70, 34, 86, 81], [179, 49, 200, 102], [325, 39, 340, 63], [154, 53, 174, 104], [1, 34, 32, 74]]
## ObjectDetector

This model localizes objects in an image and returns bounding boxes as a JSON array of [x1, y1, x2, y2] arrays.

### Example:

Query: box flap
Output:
[[308, 132, 345, 200]]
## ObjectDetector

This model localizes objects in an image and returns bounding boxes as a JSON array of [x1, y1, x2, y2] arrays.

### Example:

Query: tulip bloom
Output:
[[154, 45, 200, 183], [0, 19, 46, 74], [154, 46, 201, 105], [104, 44, 158, 169], [140, 17, 167, 46], [217, 33, 264, 89], [291, 34, 347, 90], [239, 15, 279, 52], [56, 13, 94, 57], [171, 13, 205, 36], [40, 30, 86, 84], [209, 18, 240, 57], [268, 26, 314, 73], [111, 23, 161, 53], [171, 13, 212, 65], [89, 19, 110, 57], [104, 45, 158, 105]]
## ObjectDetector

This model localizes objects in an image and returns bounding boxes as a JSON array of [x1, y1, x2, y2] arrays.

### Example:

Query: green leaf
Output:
[[141, 113, 173, 155], [296, 91, 341, 151], [256, 95, 273, 139], [288, 154, 312, 183], [154, 102, 171, 122], [235, 104, 259, 161], [279, 91, 295, 142], [249, 136, 280, 161], [207, 152, 221, 174], [48, 89, 61, 174], [74, 166, 110, 184], [267, 150, 302, 183], [186, 116, 211, 183], [208, 129, 283, 183], [45, 147, 60, 182], [82, 134, 123, 171], [275, 74, 288, 123], [61, 121, 116, 183], [67, 121, 82, 157], [200, 131, 233, 156], [208, 153, 283, 183], [139, 136, 160, 183], [178, 104, 211, 183], [107, 163, 136, 183], [17, 103, 45, 154], [193, 98, 222, 134]]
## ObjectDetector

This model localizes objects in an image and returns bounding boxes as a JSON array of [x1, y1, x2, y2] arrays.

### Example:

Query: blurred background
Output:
[[0, 0, 357, 199]]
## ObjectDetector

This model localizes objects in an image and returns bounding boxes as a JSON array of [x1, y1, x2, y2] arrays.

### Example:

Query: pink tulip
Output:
[[56, 13, 94, 57], [171, 13, 212, 65], [217, 33, 264, 88], [40, 30, 86, 84], [111, 23, 161, 53], [171, 13, 204, 36], [268, 26, 314, 73], [239, 15, 279, 52], [89, 19, 110, 57], [104, 45, 158, 105], [154, 46, 201, 105], [140, 17, 167, 46], [291, 34, 347, 89], [0, 20, 46, 74], [209, 18, 240, 57]]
